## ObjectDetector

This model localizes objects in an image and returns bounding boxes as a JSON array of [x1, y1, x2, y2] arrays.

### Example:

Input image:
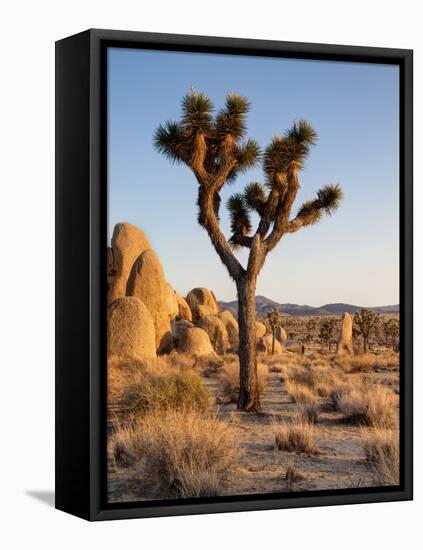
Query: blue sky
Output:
[[108, 47, 399, 306]]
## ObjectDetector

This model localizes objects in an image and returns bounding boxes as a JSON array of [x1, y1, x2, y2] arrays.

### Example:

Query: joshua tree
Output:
[[305, 318, 317, 343], [266, 307, 282, 354], [319, 318, 337, 352], [353, 309, 380, 354], [382, 318, 400, 350], [154, 91, 343, 412], [352, 326, 360, 344]]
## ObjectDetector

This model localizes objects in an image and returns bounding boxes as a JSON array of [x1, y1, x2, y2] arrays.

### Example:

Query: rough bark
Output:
[[237, 275, 261, 412]]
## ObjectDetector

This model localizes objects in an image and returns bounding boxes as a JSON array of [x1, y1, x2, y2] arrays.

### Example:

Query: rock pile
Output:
[[186, 287, 220, 322], [197, 314, 230, 355], [107, 222, 289, 361], [126, 249, 173, 354], [107, 223, 151, 303], [178, 327, 216, 356], [219, 310, 239, 347]]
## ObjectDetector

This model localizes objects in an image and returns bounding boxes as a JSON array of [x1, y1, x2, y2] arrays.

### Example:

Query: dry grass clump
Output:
[[363, 428, 400, 486], [285, 380, 318, 405], [165, 353, 197, 371], [331, 383, 398, 429], [298, 404, 320, 424], [108, 421, 143, 467], [108, 355, 211, 418], [307, 351, 331, 363], [286, 365, 344, 398], [261, 353, 301, 369], [336, 352, 399, 373], [198, 356, 226, 377], [218, 359, 268, 403], [126, 409, 238, 498], [108, 356, 149, 403], [284, 461, 304, 487], [273, 416, 318, 455], [119, 370, 210, 417]]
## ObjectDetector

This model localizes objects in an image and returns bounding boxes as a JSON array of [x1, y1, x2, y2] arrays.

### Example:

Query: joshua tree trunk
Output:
[[237, 275, 261, 412], [363, 336, 368, 354], [271, 330, 275, 355]]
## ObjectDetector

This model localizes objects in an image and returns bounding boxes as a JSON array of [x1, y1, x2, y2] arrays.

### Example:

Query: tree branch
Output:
[[286, 200, 323, 233], [230, 234, 253, 248], [198, 186, 245, 280], [264, 168, 300, 252], [256, 188, 280, 238]]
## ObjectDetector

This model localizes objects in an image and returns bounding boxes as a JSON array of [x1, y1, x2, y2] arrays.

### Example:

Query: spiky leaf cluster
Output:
[[317, 183, 343, 214], [153, 121, 185, 164], [227, 194, 252, 237], [295, 200, 324, 225], [181, 92, 214, 134], [214, 93, 250, 140], [154, 91, 261, 178], [264, 119, 318, 187], [243, 182, 267, 214], [285, 119, 318, 145], [266, 307, 282, 330]]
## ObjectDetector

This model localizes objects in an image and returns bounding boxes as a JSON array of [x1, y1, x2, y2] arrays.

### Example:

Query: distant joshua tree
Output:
[[382, 318, 400, 350], [305, 318, 317, 343], [154, 91, 343, 412], [319, 318, 337, 352], [353, 309, 380, 354], [352, 326, 360, 343], [266, 307, 282, 355]]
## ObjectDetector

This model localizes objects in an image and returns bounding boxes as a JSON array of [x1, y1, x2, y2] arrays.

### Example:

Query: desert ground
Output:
[[107, 345, 399, 503], [107, 222, 400, 503]]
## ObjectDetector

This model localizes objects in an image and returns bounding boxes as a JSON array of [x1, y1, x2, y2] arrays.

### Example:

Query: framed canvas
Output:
[[55, 29, 413, 521]]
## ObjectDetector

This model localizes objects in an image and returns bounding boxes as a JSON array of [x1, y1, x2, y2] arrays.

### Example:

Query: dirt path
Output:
[[209, 372, 375, 495]]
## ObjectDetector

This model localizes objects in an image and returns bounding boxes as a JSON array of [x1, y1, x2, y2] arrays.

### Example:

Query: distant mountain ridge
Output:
[[218, 295, 399, 317]]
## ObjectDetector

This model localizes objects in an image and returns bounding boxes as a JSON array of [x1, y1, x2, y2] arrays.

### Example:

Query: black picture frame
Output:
[[55, 28, 413, 521]]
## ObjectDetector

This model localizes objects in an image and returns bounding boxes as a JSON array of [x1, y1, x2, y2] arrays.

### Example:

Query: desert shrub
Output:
[[298, 404, 319, 424], [218, 360, 268, 403], [363, 428, 400, 486], [108, 357, 150, 403], [331, 383, 398, 428], [273, 416, 318, 455], [285, 380, 318, 404], [119, 370, 210, 417], [108, 355, 197, 402], [134, 409, 238, 498]]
